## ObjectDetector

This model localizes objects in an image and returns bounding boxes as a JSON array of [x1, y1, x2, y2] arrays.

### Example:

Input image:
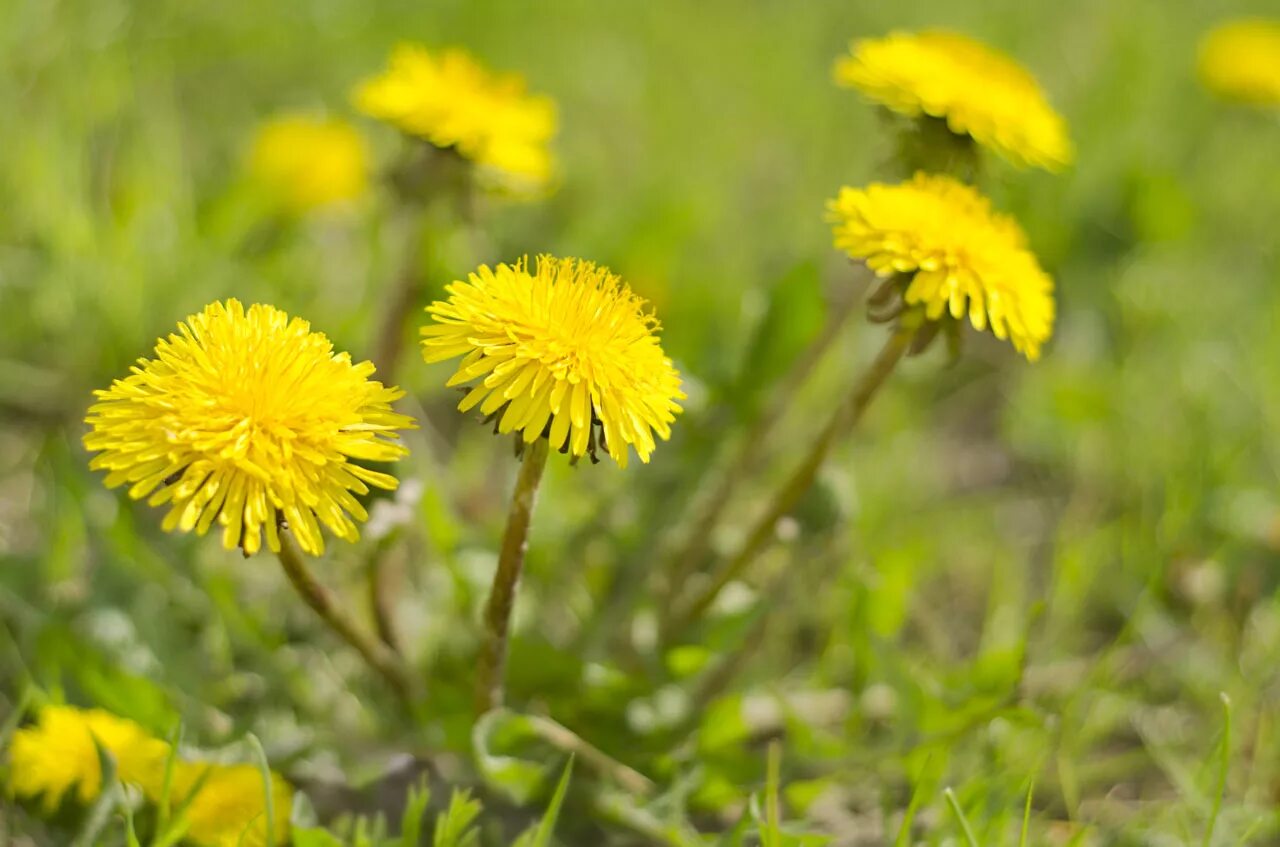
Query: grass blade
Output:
[[944, 787, 980, 847], [1202, 693, 1232, 847]]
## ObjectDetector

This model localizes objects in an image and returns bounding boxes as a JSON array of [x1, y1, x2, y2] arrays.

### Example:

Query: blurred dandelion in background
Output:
[[834, 30, 1073, 171], [827, 172, 1055, 360], [83, 299, 416, 557], [170, 761, 292, 847], [247, 113, 370, 214], [1198, 18, 1280, 107], [355, 43, 557, 194], [7, 706, 170, 811], [422, 255, 684, 468]]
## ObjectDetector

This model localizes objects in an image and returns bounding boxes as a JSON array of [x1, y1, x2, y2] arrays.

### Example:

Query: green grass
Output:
[[2, 0, 1280, 844]]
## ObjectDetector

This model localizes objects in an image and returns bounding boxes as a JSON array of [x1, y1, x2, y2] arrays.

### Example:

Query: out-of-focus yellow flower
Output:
[[422, 256, 684, 467], [170, 762, 292, 847], [7, 706, 169, 811], [355, 44, 556, 193], [248, 114, 369, 213], [84, 299, 416, 556], [1198, 19, 1280, 106], [834, 30, 1073, 171], [828, 173, 1055, 360]]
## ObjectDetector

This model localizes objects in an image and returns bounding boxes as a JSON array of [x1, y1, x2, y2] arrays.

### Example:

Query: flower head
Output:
[[7, 706, 169, 811], [355, 44, 556, 192], [248, 113, 369, 213], [828, 173, 1055, 360], [170, 762, 292, 847], [834, 30, 1072, 171], [1198, 19, 1280, 106], [422, 256, 684, 467], [84, 299, 415, 556]]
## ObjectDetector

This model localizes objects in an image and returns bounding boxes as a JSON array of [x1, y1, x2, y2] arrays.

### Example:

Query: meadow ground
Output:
[[1, 0, 1279, 844]]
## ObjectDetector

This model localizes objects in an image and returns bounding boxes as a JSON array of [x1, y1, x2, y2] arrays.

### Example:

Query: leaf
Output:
[[400, 776, 431, 847], [432, 789, 482, 847], [246, 733, 277, 847], [472, 709, 552, 804], [291, 829, 347, 847], [513, 756, 575, 847]]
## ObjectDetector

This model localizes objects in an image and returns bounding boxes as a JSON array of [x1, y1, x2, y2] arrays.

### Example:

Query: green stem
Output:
[[662, 276, 865, 602], [665, 322, 916, 636], [475, 438, 550, 713], [275, 530, 412, 701]]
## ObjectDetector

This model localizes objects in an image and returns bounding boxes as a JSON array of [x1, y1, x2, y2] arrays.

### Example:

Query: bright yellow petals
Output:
[[828, 173, 1055, 361], [355, 43, 557, 193], [1198, 19, 1280, 106], [84, 299, 416, 556], [835, 30, 1073, 171], [170, 762, 293, 847], [248, 113, 369, 213], [7, 706, 170, 811], [422, 256, 684, 468]]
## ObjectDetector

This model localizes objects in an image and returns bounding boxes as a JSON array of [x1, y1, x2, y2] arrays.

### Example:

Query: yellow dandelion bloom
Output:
[[422, 256, 684, 467], [170, 762, 292, 847], [248, 113, 369, 213], [7, 706, 169, 811], [827, 173, 1055, 360], [355, 43, 556, 192], [834, 30, 1073, 171], [84, 299, 415, 556], [1198, 19, 1280, 106]]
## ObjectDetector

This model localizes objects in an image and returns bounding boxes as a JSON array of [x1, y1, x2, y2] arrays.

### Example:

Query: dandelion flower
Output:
[[355, 44, 556, 192], [7, 706, 169, 811], [84, 299, 415, 556], [248, 113, 369, 213], [170, 762, 292, 847], [828, 173, 1055, 360], [834, 30, 1073, 171], [422, 256, 684, 467], [1198, 19, 1280, 106]]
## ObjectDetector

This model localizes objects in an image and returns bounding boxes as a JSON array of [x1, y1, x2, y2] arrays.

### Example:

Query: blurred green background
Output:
[[2, 0, 1280, 843]]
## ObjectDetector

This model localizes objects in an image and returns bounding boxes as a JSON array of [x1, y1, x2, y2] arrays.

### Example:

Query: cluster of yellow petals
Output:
[[1198, 19, 1280, 107], [170, 761, 293, 847], [248, 113, 369, 213], [422, 256, 684, 468], [834, 30, 1073, 171], [7, 706, 170, 810], [828, 173, 1055, 360], [355, 43, 556, 192], [84, 299, 415, 556], [6, 705, 291, 847]]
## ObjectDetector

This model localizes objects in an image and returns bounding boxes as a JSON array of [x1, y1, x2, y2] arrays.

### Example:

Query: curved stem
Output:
[[275, 530, 413, 702], [475, 438, 550, 713], [665, 322, 917, 636]]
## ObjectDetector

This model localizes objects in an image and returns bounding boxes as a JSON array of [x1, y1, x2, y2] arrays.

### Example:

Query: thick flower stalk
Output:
[[422, 256, 685, 468], [248, 113, 369, 214], [84, 299, 415, 557], [828, 172, 1055, 360], [355, 43, 557, 194], [834, 30, 1073, 171], [1198, 19, 1280, 107]]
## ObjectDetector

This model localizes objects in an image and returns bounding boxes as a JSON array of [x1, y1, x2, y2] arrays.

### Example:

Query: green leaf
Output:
[[472, 709, 552, 804], [513, 756, 575, 847], [291, 828, 347, 847], [432, 789, 482, 847], [400, 776, 431, 847]]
